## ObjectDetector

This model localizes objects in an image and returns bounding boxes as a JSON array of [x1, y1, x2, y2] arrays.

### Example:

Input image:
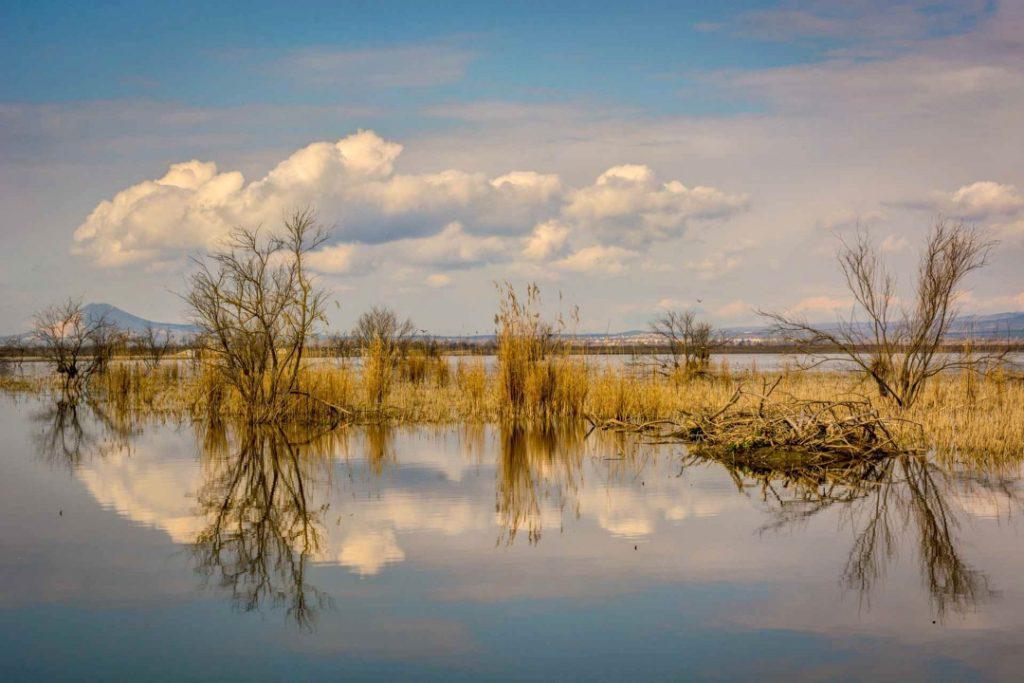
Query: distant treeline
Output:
[[2, 336, 1021, 361]]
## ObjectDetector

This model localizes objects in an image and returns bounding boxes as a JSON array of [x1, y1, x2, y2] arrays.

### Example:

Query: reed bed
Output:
[[6, 355, 1024, 463]]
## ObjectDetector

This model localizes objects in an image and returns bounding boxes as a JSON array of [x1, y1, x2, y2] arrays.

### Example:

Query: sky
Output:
[[2, 0, 1023, 334]]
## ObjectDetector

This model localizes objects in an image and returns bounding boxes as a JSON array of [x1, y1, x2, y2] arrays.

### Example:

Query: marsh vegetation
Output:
[[2, 216, 1021, 467]]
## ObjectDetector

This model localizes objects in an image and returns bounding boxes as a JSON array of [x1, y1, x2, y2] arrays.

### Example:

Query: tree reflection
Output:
[[33, 397, 135, 468], [840, 456, 995, 617], [708, 451, 1006, 618], [192, 423, 334, 629]]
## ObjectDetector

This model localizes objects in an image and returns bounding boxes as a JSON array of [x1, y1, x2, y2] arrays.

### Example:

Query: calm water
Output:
[[3, 395, 1024, 681]]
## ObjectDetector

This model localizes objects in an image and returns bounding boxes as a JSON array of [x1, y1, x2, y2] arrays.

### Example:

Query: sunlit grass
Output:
[[36, 357, 1009, 462]]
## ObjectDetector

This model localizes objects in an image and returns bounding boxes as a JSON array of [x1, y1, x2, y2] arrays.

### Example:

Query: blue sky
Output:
[[1, 2, 809, 105], [1, 0, 1022, 333]]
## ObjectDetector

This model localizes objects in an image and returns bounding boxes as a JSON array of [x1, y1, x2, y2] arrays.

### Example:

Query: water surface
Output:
[[2, 395, 1024, 681]]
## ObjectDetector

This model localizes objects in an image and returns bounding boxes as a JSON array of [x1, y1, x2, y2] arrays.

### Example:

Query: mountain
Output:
[[7, 304, 1024, 345], [951, 311, 1024, 338], [81, 303, 199, 340]]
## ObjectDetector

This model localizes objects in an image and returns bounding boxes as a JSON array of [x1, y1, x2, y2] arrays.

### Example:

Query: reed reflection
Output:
[[495, 423, 645, 544], [191, 421, 335, 629], [496, 425, 581, 544]]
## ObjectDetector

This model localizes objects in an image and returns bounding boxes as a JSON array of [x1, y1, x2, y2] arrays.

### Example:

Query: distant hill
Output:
[[5, 304, 1024, 345], [713, 311, 1024, 342], [81, 303, 199, 341], [951, 311, 1024, 338], [433, 311, 1024, 345]]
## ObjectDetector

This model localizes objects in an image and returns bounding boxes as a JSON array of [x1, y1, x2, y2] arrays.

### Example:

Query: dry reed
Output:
[[5, 353, 1023, 463]]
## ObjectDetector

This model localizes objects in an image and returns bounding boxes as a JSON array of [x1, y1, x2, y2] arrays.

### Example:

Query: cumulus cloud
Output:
[[72, 130, 745, 277], [893, 181, 1024, 237], [552, 245, 639, 275], [941, 181, 1024, 219], [72, 130, 562, 267], [72, 160, 246, 267], [306, 243, 365, 275], [385, 222, 512, 270], [522, 220, 570, 261], [562, 164, 748, 247]]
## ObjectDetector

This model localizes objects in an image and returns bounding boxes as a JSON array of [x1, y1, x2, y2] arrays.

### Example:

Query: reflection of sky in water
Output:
[[75, 426, 743, 576], [4, 397, 1024, 680]]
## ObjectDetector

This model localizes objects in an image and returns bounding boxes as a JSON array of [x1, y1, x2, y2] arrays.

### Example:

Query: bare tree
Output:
[[647, 309, 714, 377], [138, 324, 174, 370], [352, 305, 415, 350], [0, 335, 25, 377], [761, 220, 999, 409], [32, 299, 121, 396], [353, 305, 415, 406], [186, 209, 329, 423]]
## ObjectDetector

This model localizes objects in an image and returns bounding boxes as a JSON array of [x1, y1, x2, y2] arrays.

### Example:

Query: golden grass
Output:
[[6, 355, 1024, 463]]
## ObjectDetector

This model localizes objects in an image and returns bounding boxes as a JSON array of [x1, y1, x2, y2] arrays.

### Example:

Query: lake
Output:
[[2, 394, 1024, 681]]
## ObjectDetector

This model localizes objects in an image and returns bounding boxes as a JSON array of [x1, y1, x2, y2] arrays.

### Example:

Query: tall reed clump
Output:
[[494, 282, 588, 419], [96, 361, 181, 413], [362, 336, 392, 407]]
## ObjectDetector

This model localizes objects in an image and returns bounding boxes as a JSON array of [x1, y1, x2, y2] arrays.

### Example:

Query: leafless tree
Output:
[[32, 298, 121, 396], [761, 220, 1000, 409], [0, 334, 28, 375], [138, 324, 174, 370], [646, 309, 714, 377], [186, 208, 329, 423], [352, 305, 416, 351], [326, 333, 355, 360], [353, 305, 415, 406]]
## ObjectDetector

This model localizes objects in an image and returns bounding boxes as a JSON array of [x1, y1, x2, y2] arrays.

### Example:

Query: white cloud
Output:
[[72, 130, 744, 279], [895, 181, 1024, 236], [387, 222, 511, 269], [563, 164, 748, 247], [522, 220, 570, 261], [72, 130, 564, 266], [944, 181, 1024, 219], [307, 243, 364, 275], [552, 245, 639, 275]]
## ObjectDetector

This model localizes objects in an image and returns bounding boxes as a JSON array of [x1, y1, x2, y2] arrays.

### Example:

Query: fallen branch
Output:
[[591, 381, 922, 460]]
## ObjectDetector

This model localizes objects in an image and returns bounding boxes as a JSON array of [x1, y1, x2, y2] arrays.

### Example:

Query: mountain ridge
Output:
[[6, 304, 1024, 342]]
